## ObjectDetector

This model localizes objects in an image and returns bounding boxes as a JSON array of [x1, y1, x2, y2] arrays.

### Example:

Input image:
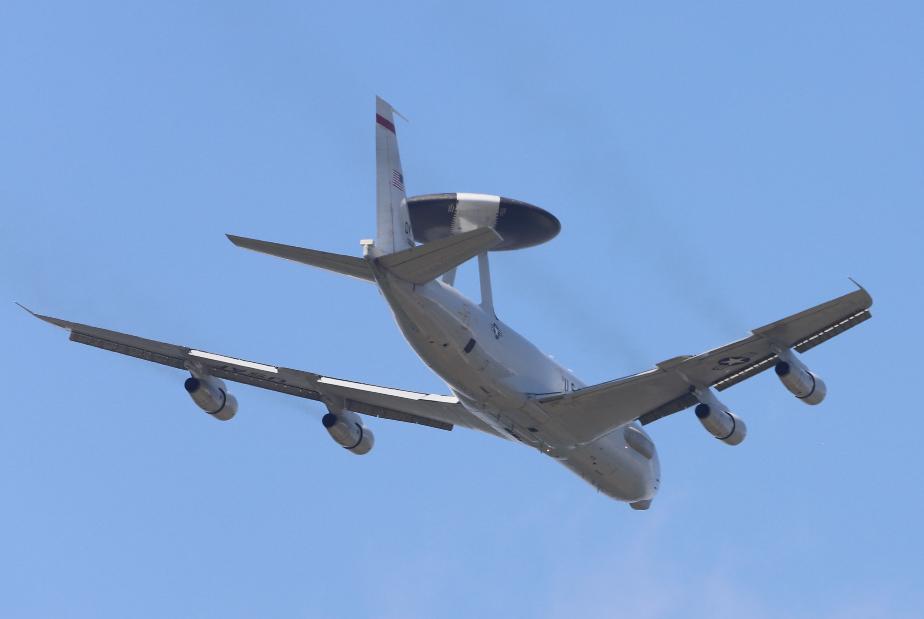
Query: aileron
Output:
[[793, 308, 872, 353]]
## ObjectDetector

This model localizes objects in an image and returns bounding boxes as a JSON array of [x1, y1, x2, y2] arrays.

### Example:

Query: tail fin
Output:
[[375, 97, 413, 255]]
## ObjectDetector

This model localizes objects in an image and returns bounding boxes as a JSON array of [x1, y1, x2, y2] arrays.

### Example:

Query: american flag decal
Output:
[[391, 170, 405, 192]]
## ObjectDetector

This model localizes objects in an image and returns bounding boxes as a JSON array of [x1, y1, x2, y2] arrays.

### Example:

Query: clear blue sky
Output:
[[2, 1, 922, 617]]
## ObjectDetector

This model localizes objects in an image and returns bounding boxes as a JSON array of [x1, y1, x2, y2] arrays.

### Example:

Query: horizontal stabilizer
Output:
[[378, 227, 502, 284], [227, 234, 374, 282]]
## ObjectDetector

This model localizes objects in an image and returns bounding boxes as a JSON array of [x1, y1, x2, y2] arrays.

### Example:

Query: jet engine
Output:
[[184, 374, 238, 421], [775, 357, 826, 405], [322, 409, 374, 455], [695, 403, 746, 446]]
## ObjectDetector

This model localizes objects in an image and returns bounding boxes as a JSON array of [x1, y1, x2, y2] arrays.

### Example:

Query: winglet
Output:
[[848, 277, 874, 308]]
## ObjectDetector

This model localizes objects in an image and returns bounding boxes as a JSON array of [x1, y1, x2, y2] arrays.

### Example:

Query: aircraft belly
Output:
[[383, 281, 516, 397], [402, 335, 555, 442], [559, 431, 658, 502], [377, 275, 661, 500], [375, 281, 512, 430]]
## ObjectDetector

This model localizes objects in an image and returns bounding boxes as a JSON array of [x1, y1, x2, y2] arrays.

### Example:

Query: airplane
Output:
[[20, 97, 873, 510]]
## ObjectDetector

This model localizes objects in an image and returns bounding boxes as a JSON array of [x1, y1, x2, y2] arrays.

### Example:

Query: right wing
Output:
[[536, 283, 873, 444], [21, 307, 503, 437]]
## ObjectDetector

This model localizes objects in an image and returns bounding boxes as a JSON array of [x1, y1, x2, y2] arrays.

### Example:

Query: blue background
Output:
[[2, 1, 921, 616]]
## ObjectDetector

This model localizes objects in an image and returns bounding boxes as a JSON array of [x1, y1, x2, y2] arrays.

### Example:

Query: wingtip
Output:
[[14, 301, 36, 316], [14, 303, 71, 329], [227, 234, 265, 252], [848, 277, 874, 308]]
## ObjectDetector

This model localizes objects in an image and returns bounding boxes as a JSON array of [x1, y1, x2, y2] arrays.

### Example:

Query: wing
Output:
[[20, 307, 502, 437], [536, 283, 873, 444]]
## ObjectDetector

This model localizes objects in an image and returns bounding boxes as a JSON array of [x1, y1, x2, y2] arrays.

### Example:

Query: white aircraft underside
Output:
[[22, 97, 873, 509]]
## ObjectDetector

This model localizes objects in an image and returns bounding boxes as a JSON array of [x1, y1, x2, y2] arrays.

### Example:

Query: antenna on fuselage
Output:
[[477, 252, 494, 316]]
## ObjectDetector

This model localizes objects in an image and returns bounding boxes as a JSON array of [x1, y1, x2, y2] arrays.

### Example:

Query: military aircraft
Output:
[[21, 97, 873, 509]]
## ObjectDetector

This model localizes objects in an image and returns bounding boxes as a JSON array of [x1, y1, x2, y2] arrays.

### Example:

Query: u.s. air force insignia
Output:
[[717, 356, 750, 367]]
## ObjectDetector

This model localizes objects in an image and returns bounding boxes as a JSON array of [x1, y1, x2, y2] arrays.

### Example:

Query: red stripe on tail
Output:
[[376, 114, 396, 134]]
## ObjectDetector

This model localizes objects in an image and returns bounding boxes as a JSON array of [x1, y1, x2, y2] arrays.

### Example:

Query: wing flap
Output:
[[793, 308, 871, 353], [638, 392, 698, 426], [345, 399, 452, 431], [752, 285, 872, 346]]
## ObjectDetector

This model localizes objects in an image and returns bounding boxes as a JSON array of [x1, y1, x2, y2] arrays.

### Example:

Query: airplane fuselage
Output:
[[374, 267, 660, 504]]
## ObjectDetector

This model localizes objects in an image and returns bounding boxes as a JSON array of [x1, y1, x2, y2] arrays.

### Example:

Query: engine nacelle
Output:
[[322, 410, 374, 455], [184, 375, 238, 421], [775, 360, 826, 405], [695, 404, 746, 446]]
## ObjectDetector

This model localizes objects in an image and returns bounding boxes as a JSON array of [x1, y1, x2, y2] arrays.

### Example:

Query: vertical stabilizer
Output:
[[375, 97, 413, 255]]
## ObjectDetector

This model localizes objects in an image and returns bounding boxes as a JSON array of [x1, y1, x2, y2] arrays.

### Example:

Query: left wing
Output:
[[20, 306, 503, 437], [536, 283, 873, 444]]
